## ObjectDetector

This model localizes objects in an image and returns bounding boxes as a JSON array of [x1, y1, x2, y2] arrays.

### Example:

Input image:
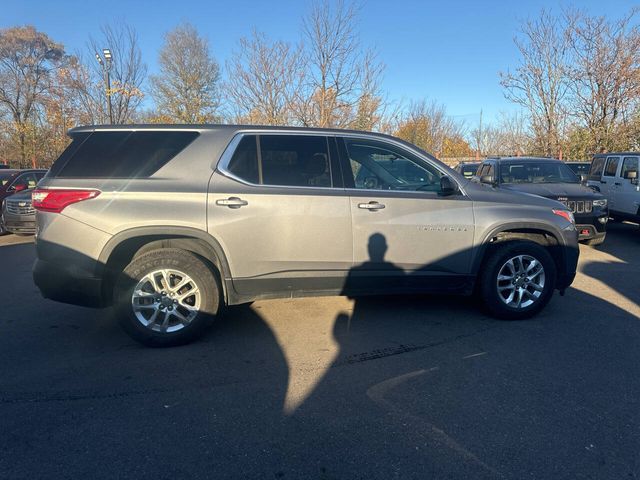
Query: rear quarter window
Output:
[[49, 131, 199, 178]]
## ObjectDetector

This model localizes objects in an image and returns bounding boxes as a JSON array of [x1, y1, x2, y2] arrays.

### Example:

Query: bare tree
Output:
[[150, 23, 220, 123], [298, 0, 384, 128], [0, 26, 64, 163], [225, 30, 304, 125], [500, 10, 571, 156], [566, 8, 640, 152], [76, 23, 147, 124]]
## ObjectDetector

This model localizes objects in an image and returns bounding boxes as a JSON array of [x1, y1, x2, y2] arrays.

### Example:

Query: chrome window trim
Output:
[[216, 130, 467, 197]]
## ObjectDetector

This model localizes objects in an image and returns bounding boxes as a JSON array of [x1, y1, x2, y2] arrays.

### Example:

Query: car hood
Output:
[[4, 189, 34, 202], [463, 180, 566, 209], [500, 182, 602, 199]]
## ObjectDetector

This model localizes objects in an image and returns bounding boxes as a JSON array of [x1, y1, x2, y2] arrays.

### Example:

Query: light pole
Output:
[[95, 49, 113, 124]]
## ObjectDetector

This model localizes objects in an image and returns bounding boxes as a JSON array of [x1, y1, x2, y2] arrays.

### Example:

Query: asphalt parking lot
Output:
[[1, 224, 639, 479]]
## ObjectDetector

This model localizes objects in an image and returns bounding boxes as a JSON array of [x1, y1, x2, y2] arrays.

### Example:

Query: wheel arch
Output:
[[98, 227, 233, 305], [472, 223, 566, 281]]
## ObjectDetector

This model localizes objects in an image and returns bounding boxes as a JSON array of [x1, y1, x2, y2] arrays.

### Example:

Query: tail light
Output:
[[32, 189, 100, 213]]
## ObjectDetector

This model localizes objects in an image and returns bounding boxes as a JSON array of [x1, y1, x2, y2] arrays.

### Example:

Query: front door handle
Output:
[[614, 182, 621, 186], [216, 197, 248, 208], [358, 201, 385, 211]]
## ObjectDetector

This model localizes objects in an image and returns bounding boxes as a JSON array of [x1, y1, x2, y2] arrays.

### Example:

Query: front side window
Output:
[[603, 157, 620, 177], [343, 137, 443, 192], [226, 134, 332, 188], [12, 173, 38, 189], [588, 157, 605, 180]]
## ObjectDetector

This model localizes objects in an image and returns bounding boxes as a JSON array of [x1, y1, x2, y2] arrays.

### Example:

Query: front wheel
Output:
[[479, 241, 556, 320], [114, 248, 221, 347]]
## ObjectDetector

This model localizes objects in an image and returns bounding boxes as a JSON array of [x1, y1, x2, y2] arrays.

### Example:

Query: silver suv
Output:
[[32, 125, 579, 346]]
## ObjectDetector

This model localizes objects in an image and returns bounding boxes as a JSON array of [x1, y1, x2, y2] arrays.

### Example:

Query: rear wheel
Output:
[[114, 248, 221, 347], [479, 241, 556, 320]]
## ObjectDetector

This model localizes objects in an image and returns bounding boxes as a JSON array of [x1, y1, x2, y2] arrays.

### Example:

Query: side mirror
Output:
[[12, 184, 27, 193], [480, 174, 496, 186], [440, 175, 456, 196], [625, 170, 637, 180]]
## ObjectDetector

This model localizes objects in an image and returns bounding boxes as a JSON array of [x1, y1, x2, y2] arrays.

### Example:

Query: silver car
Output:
[[32, 125, 579, 346], [587, 152, 639, 224]]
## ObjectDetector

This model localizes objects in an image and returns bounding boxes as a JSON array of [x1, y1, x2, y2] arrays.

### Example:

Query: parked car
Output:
[[565, 161, 591, 177], [586, 152, 639, 224], [33, 125, 579, 347], [2, 188, 36, 235], [474, 157, 608, 246], [0, 164, 10, 169], [455, 162, 481, 178], [0, 169, 47, 235]]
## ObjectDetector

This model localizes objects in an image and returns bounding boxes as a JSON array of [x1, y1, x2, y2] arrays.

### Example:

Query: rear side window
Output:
[[621, 157, 638, 179], [588, 157, 605, 181], [49, 131, 199, 178], [226, 134, 332, 188], [603, 157, 620, 177]]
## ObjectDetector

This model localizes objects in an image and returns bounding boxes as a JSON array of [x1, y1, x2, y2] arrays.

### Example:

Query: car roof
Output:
[[487, 157, 561, 163], [70, 123, 397, 139], [594, 152, 640, 157]]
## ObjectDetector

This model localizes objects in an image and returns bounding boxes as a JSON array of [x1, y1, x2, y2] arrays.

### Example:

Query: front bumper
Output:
[[575, 210, 608, 241], [33, 258, 105, 308], [556, 226, 579, 291]]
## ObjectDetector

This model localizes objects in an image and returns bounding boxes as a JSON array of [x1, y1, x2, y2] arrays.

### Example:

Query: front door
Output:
[[338, 136, 475, 294], [208, 133, 352, 296], [615, 156, 640, 216]]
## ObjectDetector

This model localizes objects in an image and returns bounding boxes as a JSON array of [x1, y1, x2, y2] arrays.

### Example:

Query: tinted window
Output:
[[0, 172, 15, 187], [603, 157, 620, 177], [50, 131, 199, 178], [460, 164, 479, 177], [227, 135, 259, 184], [260, 135, 331, 187], [621, 157, 638, 179], [344, 137, 442, 192], [499, 161, 579, 184], [588, 157, 605, 181]]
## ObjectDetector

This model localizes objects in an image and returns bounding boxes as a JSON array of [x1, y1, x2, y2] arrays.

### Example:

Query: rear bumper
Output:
[[33, 258, 105, 308]]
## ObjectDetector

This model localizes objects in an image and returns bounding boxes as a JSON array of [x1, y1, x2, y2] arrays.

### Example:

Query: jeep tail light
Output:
[[32, 189, 101, 213]]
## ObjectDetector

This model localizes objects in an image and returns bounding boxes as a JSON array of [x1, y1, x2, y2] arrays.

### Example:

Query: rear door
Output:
[[615, 156, 640, 216], [208, 133, 352, 296], [338, 135, 475, 294]]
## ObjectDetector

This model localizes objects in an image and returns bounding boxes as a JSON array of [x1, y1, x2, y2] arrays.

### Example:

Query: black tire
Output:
[[584, 235, 605, 247], [114, 248, 221, 347], [479, 240, 556, 320]]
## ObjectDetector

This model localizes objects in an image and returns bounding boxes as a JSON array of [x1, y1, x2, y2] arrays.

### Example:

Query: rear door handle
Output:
[[216, 197, 248, 208], [600, 180, 607, 184], [358, 201, 385, 210]]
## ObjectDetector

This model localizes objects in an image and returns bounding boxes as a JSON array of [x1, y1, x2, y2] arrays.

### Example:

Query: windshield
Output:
[[500, 161, 580, 184], [0, 173, 14, 187]]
